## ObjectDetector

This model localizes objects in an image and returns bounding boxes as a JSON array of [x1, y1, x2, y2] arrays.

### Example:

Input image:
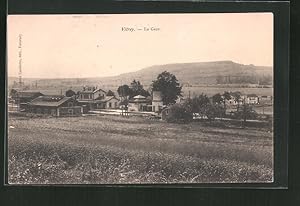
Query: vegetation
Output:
[[152, 71, 182, 105], [165, 104, 193, 123], [117, 85, 131, 97], [8, 115, 273, 184], [181, 90, 263, 124], [129, 80, 150, 98], [117, 80, 149, 99], [10, 89, 18, 97], [65, 89, 76, 97], [7, 67, 273, 184], [231, 91, 242, 111], [216, 74, 273, 85], [211, 92, 230, 117], [234, 104, 258, 127], [184, 94, 210, 119], [205, 104, 225, 121]]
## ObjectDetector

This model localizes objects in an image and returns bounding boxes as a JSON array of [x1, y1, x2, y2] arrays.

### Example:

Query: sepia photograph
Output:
[[7, 13, 274, 184]]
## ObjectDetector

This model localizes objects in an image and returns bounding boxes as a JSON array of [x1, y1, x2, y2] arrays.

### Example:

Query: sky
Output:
[[7, 13, 273, 78]]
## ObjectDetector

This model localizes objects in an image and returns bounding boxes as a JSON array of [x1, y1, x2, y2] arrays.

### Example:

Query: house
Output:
[[225, 96, 239, 106], [77, 86, 120, 110], [78, 86, 106, 101], [246, 94, 259, 104], [225, 95, 246, 106], [95, 96, 120, 109], [259, 95, 273, 104], [26, 95, 83, 117], [151, 91, 164, 112], [128, 95, 152, 112], [126, 91, 165, 112]]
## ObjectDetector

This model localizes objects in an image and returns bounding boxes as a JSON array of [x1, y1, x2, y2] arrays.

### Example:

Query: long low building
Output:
[[11, 91, 44, 110], [26, 95, 83, 117]]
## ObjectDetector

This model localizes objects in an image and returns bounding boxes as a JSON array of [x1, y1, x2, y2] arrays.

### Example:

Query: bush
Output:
[[234, 105, 258, 120], [206, 104, 225, 120], [166, 104, 193, 123]]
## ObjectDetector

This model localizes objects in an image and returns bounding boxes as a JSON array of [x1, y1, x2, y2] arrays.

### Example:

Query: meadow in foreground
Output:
[[8, 114, 273, 184]]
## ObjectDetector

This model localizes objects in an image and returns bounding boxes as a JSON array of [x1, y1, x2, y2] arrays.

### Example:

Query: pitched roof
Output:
[[15, 91, 43, 98], [80, 88, 107, 94], [95, 96, 119, 103], [133, 95, 146, 99], [247, 94, 258, 97], [28, 95, 72, 107]]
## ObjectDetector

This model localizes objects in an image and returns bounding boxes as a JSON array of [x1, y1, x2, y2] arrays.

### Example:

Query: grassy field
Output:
[[8, 114, 273, 184]]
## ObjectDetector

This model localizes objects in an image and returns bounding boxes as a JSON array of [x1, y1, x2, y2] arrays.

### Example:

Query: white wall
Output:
[[106, 98, 119, 109], [152, 101, 163, 112]]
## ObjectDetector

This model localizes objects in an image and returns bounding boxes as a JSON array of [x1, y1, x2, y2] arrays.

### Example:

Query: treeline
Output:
[[166, 92, 259, 127], [117, 80, 150, 99], [216, 75, 272, 85]]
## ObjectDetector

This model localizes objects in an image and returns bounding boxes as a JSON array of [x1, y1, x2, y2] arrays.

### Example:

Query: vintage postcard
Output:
[[7, 13, 273, 184]]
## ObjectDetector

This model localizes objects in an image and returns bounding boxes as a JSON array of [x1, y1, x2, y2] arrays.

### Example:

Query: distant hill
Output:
[[112, 61, 272, 86], [8, 61, 273, 92]]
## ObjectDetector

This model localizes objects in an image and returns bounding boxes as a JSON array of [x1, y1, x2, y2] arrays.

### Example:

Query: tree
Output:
[[231, 91, 242, 112], [197, 94, 210, 118], [130, 80, 143, 93], [117, 85, 131, 117], [212, 93, 223, 104], [222, 91, 231, 106], [235, 102, 257, 128], [166, 103, 193, 123], [152, 71, 182, 105], [212, 92, 230, 118], [106, 90, 115, 96], [65, 89, 76, 97], [185, 94, 210, 119], [117, 85, 131, 97], [206, 103, 224, 121], [129, 80, 150, 98], [10, 89, 18, 97], [220, 91, 231, 118]]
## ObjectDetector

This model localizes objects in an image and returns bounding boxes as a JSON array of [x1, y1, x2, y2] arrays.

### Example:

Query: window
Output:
[[115, 102, 117, 108], [98, 94, 104, 99], [109, 102, 112, 108], [68, 102, 73, 107], [68, 109, 73, 115], [51, 109, 56, 116]]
